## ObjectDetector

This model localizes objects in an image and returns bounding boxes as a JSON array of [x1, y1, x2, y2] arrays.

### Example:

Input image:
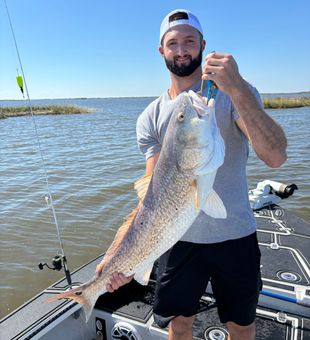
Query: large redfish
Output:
[[47, 90, 226, 321]]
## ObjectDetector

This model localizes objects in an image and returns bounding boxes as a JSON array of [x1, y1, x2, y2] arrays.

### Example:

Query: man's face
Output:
[[160, 25, 205, 77]]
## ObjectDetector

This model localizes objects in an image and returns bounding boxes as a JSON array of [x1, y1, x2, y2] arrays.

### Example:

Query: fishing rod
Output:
[[198, 51, 218, 102], [3, 0, 72, 287], [260, 289, 309, 307]]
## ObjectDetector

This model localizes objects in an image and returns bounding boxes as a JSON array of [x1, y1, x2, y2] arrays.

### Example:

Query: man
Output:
[[98, 9, 287, 340]]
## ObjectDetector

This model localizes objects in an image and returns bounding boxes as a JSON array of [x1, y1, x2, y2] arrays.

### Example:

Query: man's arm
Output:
[[146, 152, 160, 175], [232, 84, 287, 168], [203, 52, 287, 168]]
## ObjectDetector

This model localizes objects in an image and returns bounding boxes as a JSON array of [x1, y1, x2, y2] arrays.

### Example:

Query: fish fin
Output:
[[134, 264, 153, 286], [103, 208, 139, 262], [134, 174, 152, 203], [82, 293, 99, 323], [202, 189, 227, 219], [196, 173, 216, 210], [46, 286, 101, 323], [46, 286, 84, 304]]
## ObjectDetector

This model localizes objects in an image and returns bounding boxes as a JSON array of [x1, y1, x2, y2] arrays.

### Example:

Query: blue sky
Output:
[[1, 0, 309, 99]]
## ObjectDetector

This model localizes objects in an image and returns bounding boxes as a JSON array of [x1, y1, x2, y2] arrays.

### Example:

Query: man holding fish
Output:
[[102, 9, 287, 340]]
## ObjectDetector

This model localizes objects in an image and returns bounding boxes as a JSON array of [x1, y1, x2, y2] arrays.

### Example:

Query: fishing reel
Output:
[[249, 180, 298, 210], [38, 254, 63, 271], [38, 254, 72, 286]]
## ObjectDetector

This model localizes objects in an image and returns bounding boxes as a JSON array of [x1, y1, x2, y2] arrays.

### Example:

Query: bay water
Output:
[[0, 96, 309, 318]]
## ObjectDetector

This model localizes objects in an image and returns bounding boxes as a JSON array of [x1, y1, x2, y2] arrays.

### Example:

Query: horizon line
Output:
[[1, 90, 309, 101]]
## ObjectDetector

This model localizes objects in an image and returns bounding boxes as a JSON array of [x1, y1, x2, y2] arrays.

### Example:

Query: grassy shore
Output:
[[1, 97, 309, 119], [0, 105, 92, 119], [263, 96, 310, 109]]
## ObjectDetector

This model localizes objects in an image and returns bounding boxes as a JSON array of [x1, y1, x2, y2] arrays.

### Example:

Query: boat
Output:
[[1, 181, 309, 340]]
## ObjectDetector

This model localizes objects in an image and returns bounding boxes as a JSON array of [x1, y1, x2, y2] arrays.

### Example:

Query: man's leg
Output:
[[168, 315, 195, 340], [227, 321, 256, 340], [153, 242, 211, 333], [211, 233, 261, 339]]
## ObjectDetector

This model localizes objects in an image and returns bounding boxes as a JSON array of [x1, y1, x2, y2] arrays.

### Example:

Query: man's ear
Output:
[[202, 39, 206, 51], [159, 46, 164, 57]]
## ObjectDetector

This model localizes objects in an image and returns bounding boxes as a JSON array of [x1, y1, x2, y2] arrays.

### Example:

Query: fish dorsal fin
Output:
[[134, 174, 152, 203], [103, 208, 139, 263]]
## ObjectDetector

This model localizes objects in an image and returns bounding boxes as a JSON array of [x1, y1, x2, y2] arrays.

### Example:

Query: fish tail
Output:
[[82, 293, 98, 322], [46, 285, 99, 322], [46, 286, 84, 304]]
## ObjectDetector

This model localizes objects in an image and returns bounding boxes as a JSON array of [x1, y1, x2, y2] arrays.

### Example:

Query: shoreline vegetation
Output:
[[0, 96, 310, 119], [0, 105, 92, 119], [263, 97, 310, 109]]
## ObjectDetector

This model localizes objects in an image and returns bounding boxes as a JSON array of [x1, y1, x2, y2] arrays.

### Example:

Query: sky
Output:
[[0, 0, 309, 100]]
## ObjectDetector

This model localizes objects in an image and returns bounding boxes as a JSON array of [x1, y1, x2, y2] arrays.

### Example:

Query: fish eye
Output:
[[178, 112, 185, 121]]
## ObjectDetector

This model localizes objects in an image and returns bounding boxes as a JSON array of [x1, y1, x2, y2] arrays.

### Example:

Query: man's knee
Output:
[[227, 321, 255, 340], [170, 315, 195, 336]]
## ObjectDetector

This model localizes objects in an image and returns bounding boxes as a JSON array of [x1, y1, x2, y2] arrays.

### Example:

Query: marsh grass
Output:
[[0, 105, 92, 119], [1, 97, 309, 120], [263, 97, 310, 109]]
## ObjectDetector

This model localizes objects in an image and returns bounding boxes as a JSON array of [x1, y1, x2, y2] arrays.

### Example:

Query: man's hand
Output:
[[106, 272, 134, 293], [202, 52, 287, 168], [96, 262, 134, 293], [202, 52, 245, 96]]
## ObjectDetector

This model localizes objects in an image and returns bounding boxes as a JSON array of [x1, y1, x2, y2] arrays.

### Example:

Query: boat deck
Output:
[[1, 204, 309, 339]]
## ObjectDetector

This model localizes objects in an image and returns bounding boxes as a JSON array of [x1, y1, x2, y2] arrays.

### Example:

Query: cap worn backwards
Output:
[[159, 9, 203, 44]]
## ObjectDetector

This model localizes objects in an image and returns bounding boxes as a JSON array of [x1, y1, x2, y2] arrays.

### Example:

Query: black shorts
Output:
[[153, 232, 262, 328]]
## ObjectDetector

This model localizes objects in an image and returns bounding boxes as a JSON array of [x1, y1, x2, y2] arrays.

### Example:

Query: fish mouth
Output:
[[187, 92, 207, 118]]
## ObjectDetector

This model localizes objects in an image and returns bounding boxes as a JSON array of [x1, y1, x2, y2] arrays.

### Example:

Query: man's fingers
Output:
[[201, 73, 216, 81], [117, 273, 134, 284], [106, 272, 134, 293], [205, 58, 224, 67], [95, 264, 102, 278], [109, 273, 121, 290], [205, 51, 229, 59], [106, 283, 114, 293], [203, 65, 224, 74], [204, 54, 234, 70]]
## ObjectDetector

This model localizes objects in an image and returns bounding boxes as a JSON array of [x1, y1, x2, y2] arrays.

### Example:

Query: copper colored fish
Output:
[[46, 91, 226, 321]]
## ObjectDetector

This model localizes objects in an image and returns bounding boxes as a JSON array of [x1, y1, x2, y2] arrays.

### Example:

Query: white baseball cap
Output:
[[159, 9, 203, 44]]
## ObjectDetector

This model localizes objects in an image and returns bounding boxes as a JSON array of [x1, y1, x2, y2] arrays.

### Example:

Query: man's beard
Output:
[[164, 49, 203, 77]]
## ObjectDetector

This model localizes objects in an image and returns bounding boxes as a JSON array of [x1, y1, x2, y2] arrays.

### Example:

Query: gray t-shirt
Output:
[[136, 80, 263, 244]]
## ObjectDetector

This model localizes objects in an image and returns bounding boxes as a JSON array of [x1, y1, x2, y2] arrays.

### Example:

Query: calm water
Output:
[[0, 96, 309, 319]]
